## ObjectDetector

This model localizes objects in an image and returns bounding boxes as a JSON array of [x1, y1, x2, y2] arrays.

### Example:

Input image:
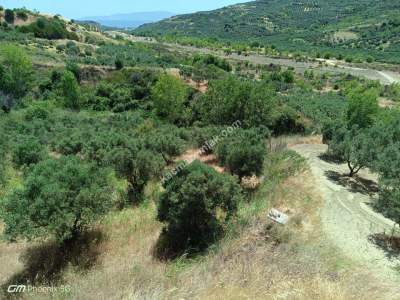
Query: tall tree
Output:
[[346, 87, 379, 129], [151, 74, 189, 124], [0, 44, 33, 110], [60, 70, 80, 110]]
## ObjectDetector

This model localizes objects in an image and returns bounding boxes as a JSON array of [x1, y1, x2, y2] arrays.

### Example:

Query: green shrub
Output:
[[60, 70, 80, 109], [216, 129, 267, 178], [151, 74, 189, 125], [115, 57, 124, 70], [0, 132, 7, 185], [2, 156, 115, 243], [196, 76, 279, 128], [105, 141, 165, 202], [12, 136, 47, 168], [4, 9, 14, 24], [0, 44, 33, 100], [19, 17, 79, 40], [157, 161, 243, 255], [24, 103, 50, 121], [16, 10, 28, 21]]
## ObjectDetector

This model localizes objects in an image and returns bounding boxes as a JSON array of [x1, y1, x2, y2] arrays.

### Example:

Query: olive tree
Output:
[[346, 87, 379, 129], [1, 156, 114, 244], [375, 144, 400, 226], [0, 44, 33, 110], [216, 129, 267, 178], [4, 9, 14, 24], [158, 161, 243, 254], [151, 74, 189, 124], [12, 136, 47, 168], [106, 141, 165, 202], [326, 124, 375, 177], [60, 70, 80, 109]]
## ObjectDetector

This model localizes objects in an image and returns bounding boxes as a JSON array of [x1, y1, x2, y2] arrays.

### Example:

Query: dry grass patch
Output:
[[0, 151, 389, 299]]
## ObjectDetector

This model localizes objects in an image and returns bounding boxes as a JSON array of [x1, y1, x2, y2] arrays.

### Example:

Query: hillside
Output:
[[1, 5, 400, 300], [135, 0, 400, 63]]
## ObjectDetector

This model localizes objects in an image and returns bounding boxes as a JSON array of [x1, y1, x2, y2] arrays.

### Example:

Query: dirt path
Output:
[[290, 144, 400, 288], [159, 43, 400, 85]]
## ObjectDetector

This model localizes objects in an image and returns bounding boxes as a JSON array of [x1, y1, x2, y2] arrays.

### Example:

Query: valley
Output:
[[0, 3, 400, 299]]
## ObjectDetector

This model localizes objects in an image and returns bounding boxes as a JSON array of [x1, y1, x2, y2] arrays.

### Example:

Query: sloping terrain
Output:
[[135, 0, 400, 63]]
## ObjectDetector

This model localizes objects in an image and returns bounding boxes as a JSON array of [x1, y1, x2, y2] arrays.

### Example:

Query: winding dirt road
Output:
[[122, 34, 400, 85], [290, 143, 400, 289], [165, 44, 400, 86]]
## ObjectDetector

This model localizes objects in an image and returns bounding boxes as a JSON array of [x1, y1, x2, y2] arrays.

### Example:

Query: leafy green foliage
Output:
[[283, 89, 347, 132], [157, 161, 243, 255], [135, 0, 400, 63], [4, 9, 14, 24], [367, 115, 400, 225], [151, 74, 189, 124], [0, 44, 33, 105], [106, 141, 165, 202], [216, 129, 267, 178], [115, 57, 124, 70], [346, 87, 379, 129], [325, 123, 375, 177], [1, 156, 114, 243], [19, 17, 79, 40], [60, 70, 80, 109], [0, 131, 7, 185], [12, 136, 47, 168], [195, 76, 278, 128]]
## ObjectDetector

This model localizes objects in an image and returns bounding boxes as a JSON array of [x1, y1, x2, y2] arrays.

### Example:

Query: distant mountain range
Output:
[[80, 11, 175, 29]]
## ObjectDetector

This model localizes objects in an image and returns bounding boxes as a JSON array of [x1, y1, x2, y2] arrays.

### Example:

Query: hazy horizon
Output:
[[0, 0, 251, 19]]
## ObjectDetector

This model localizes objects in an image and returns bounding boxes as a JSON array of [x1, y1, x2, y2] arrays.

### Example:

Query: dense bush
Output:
[[106, 141, 165, 202], [0, 44, 33, 107], [216, 129, 267, 178], [0, 131, 7, 185], [151, 74, 189, 125], [15, 9, 29, 21], [4, 9, 14, 24], [1, 156, 115, 243], [157, 161, 243, 255], [195, 76, 279, 128], [346, 87, 379, 129], [60, 70, 80, 109], [12, 136, 47, 168], [19, 17, 79, 40], [325, 123, 375, 177]]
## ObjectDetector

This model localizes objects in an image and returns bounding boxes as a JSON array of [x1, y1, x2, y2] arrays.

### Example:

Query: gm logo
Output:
[[7, 285, 26, 293]]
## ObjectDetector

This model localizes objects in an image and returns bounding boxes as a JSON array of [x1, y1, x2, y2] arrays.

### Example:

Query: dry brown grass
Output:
[[0, 156, 391, 300]]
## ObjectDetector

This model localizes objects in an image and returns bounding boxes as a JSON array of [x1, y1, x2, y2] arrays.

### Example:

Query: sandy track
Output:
[[290, 144, 400, 290]]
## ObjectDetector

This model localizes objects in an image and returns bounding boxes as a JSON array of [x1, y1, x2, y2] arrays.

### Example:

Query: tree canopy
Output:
[[0, 44, 33, 109], [158, 161, 243, 255], [1, 156, 115, 244]]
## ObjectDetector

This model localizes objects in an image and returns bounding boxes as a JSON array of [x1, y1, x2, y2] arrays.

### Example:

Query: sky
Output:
[[0, 0, 250, 19]]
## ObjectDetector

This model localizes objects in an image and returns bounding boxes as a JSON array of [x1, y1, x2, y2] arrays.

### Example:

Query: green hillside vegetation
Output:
[[135, 0, 400, 63], [0, 5, 399, 299]]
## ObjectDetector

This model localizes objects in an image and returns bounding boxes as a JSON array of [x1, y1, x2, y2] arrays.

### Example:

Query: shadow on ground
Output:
[[324, 170, 379, 195], [318, 153, 344, 164], [369, 232, 400, 260], [1, 230, 104, 297], [152, 229, 220, 261]]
